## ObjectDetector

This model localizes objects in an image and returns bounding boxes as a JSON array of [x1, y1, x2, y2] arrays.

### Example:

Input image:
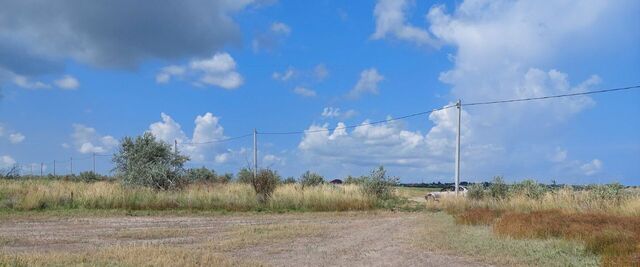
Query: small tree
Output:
[[186, 167, 217, 182], [511, 179, 546, 199], [217, 173, 233, 183], [251, 169, 281, 203], [300, 171, 324, 188], [113, 133, 189, 190], [489, 176, 508, 199], [361, 166, 399, 200]]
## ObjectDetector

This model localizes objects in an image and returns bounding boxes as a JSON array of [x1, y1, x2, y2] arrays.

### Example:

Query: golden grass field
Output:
[[0, 180, 639, 266]]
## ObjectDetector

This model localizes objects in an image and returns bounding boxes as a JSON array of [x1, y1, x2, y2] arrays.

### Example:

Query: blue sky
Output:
[[0, 0, 638, 184]]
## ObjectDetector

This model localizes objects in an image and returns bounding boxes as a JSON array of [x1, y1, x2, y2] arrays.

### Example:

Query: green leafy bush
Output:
[[251, 169, 281, 203], [360, 166, 399, 200], [113, 133, 189, 190], [588, 183, 625, 203], [282, 176, 297, 184], [78, 171, 105, 182], [467, 183, 485, 200], [489, 176, 509, 199], [236, 168, 253, 184], [511, 179, 546, 199], [344, 175, 367, 184], [300, 171, 324, 188], [217, 173, 233, 183], [186, 167, 217, 182]]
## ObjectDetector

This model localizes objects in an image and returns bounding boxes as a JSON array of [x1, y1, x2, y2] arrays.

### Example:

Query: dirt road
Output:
[[0, 212, 488, 266]]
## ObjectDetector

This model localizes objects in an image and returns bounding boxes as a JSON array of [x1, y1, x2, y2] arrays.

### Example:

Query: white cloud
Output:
[[71, 124, 118, 154], [252, 22, 292, 52], [348, 68, 384, 98], [263, 154, 285, 166], [321, 107, 341, 118], [372, 0, 439, 47], [0, 155, 16, 168], [293, 86, 317, 97], [270, 22, 291, 35], [272, 67, 296, 81], [581, 159, 603, 176], [54, 75, 80, 90], [13, 75, 50, 89], [549, 147, 568, 163], [8, 133, 25, 144], [313, 64, 329, 81], [148, 112, 231, 163], [156, 65, 186, 84], [156, 52, 243, 90]]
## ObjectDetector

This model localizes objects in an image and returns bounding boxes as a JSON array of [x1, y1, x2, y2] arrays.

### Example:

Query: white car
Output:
[[425, 186, 468, 201]]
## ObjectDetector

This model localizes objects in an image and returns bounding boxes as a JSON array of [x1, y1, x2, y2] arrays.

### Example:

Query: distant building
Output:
[[329, 179, 343, 184]]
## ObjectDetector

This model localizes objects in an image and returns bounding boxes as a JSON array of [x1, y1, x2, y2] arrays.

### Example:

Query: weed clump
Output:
[[467, 183, 485, 200], [489, 176, 508, 199], [360, 166, 399, 200], [251, 169, 281, 203], [299, 171, 324, 188]]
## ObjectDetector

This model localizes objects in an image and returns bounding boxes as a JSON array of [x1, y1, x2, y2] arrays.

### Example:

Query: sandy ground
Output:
[[0, 212, 488, 267]]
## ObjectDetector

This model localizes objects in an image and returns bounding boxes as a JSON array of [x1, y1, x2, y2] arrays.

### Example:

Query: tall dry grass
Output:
[[0, 180, 375, 212], [428, 187, 640, 217]]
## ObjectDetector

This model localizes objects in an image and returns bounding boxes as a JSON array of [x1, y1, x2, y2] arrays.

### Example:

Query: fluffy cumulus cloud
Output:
[[0, 155, 16, 168], [148, 112, 238, 163], [321, 107, 341, 118], [581, 159, 603, 176], [71, 124, 118, 154], [352, 0, 626, 180], [156, 53, 243, 89], [298, 105, 492, 177], [53, 75, 80, 90], [348, 68, 384, 98], [13, 74, 80, 90], [8, 133, 25, 144], [372, 0, 439, 47]]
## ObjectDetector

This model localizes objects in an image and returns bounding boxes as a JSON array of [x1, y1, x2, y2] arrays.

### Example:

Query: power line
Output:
[[181, 133, 254, 145], [463, 85, 640, 107], [260, 105, 457, 135]]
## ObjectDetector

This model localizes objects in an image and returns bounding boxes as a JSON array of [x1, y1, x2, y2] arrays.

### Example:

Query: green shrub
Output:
[[236, 168, 253, 183], [282, 176, 297, 184], [360, 166, 399, 200], [78, 171, 104, 182], [186, 167, 217, 182], [489, 176, 508, 199], [467, 183, 485, 200], [511, 179, 546, 199], [217, 173, 233, 183], [300, 171, 324, 188], [344, 175, 367, 184], [113, 133, 189, 190], [251, 169, 281, 203], [588, 183, 625, 203]]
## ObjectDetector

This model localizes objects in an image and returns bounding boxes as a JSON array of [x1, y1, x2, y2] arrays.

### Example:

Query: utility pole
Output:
[[253, 128, 258, 179], [40, 162, 43, 176], [53, 160, 56, 176], [455, 99, 462, 196], [174, 140, 178, 155], [70, 157, 73, 175], [30, 164, 33, 176], [92, 153, 96, 173]]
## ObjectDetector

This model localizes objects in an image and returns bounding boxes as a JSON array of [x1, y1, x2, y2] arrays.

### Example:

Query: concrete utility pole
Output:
[[253, 129, 258, 179], [70, 157, 73, 175], [174, 140, 178, 155], [92, 153, 96, 173], [455, 99, 462, 196], [40, 162, 43, 176], [53, 160, 56, 176]]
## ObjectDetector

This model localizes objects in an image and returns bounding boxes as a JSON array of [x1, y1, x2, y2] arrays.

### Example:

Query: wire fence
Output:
[[3, 84, 639, 178]]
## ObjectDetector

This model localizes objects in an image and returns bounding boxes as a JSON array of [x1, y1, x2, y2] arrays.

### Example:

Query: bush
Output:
[[299, 171, 324, 188], [186, 167, 217, 182], [236, 168, 253, 183], [344, 175, 367, 185], [113, 133, 189, 190], [511, 179, 546, 199], [0, 164, 20, 179], [251, 169, 281, 203], [217, 173, 233, 183], [282, 176, 297, 184], [360, 166, 399, 200], [467, 183, 485, 200], [489, 176, 508, 199], [78, 171, 104, 182], [588, 183, 625, 203]]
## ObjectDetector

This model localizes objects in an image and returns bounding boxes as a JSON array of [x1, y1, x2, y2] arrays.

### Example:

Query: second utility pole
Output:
[[455, 99, 462, 196], [253, 129, 258, 179]]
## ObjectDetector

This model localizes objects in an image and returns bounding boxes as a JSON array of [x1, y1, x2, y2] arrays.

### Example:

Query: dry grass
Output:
[[0, 243, 263, 267], [220, 223, 326, 251], [494, 210, 640, 266], [425, 188, 640, 266], [0, 180, 376, 212]]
